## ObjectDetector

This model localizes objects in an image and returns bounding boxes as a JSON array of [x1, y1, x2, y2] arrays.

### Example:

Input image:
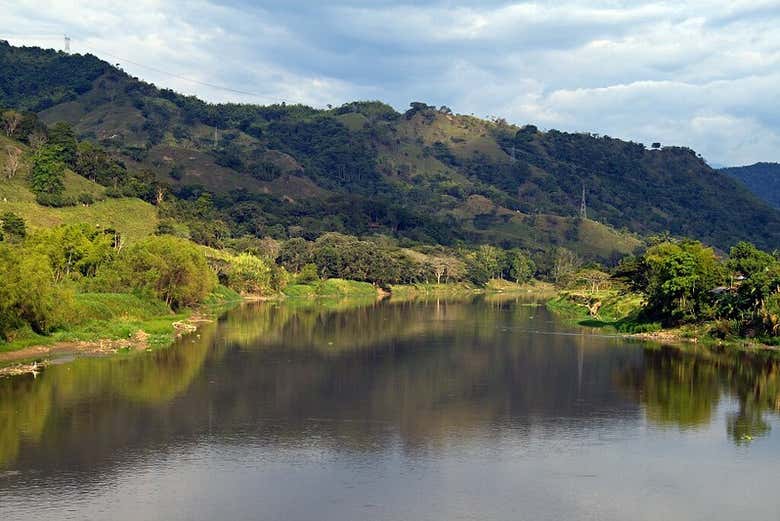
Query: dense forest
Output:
[[721, 162, 780, 209]]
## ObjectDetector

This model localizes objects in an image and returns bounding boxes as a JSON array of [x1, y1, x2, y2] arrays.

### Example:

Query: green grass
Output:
[[0, 197, 158, 243], [284, 278, 378, 299], [0, 286, 241, 355], [0, 135, 158, 243], [547, 290, 660, 333]]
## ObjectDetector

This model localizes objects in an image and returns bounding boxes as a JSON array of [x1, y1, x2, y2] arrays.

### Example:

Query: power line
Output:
[[83, 45, 262, 98], [1, 33, 262, 98]]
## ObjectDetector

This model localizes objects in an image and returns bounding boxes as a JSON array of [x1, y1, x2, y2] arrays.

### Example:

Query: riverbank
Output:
[[0, 285, 242, 376], [547, 290, 780, 352]]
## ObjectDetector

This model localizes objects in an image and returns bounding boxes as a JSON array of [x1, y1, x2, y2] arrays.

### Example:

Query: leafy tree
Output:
[[29, 224, 116, 281], [296, 263, 319, 284], [574, 268, 611, 293], [641, 241, 724, 324], [47, 121, 77, 166], [277, 237, 312, 272], [75, 141, 127, 187], [506, 249, 535, 283], [0, 244, 69, 338], [721, 242, 780, 335], [108, 236, 216, 309], [466, 245, 505, 285], [29, 144, 66, 198], [226, 253, 272, 295]]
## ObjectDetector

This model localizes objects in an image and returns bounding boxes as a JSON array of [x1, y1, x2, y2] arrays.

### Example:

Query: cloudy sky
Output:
[[3, 0, 780, 166]]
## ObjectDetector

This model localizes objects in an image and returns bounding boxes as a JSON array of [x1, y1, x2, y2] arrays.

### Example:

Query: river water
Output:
[[1, 296, 779, 520]]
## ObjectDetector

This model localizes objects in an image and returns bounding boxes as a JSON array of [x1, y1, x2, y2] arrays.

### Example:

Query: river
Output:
[[1, 295, 779, 520]]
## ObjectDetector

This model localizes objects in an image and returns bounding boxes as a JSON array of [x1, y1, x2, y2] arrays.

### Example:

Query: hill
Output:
[[2, 41, 779, 255], [0, 134, 157, 242], [720, 163, 780, 209]]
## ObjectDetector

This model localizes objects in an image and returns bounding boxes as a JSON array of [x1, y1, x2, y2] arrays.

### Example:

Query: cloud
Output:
[[2, 0, 780, 165]]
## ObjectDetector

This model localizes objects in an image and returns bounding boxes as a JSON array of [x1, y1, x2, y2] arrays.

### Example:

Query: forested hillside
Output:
[[721, 163, 780, 209], [2, 40, 780, 255]]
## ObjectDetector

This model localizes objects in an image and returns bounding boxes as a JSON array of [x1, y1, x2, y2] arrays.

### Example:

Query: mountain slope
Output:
[[2, 41, 779, 253], [0, 134, 158, 242], [720, 163, 780, 209]]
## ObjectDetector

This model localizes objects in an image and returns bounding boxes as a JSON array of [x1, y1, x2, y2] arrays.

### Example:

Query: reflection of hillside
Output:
[[3, 298, 780, 481], [616, 345, 780, 443], [221, 296, 556, 355], [0, 324, 216, 466]]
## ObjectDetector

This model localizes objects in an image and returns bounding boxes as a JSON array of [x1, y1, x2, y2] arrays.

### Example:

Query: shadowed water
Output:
[[1, 296, 780, 520]]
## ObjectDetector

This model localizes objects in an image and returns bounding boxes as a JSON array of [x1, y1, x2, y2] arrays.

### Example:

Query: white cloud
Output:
[[2, 0, 780, 165]]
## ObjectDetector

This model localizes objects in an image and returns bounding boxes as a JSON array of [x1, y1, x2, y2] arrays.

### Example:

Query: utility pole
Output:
[[213, 127, 218, 148], [580, 183, 587, 220], [64, 35, 71, 53]]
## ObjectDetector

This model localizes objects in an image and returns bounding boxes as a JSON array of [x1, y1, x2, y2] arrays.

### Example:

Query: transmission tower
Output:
[[64, 35, 71, 53], [580, 183, 587, 219]]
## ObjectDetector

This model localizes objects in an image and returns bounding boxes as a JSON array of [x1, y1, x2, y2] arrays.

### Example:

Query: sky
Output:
[[2, 0, 780, 166]]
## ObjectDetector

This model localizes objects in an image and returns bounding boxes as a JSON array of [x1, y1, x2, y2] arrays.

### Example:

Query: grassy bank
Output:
[[0, 285, 241, 362], [546, 290, 659, 333], [284, 278, 379, 299], [546, 290, 780, 350], [389, 279, 554, 299]]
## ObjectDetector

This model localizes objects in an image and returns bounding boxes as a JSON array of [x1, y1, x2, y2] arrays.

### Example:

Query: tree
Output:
[[27, 130, 48, 150], [29, 224, 116, 281], [47, 122, 77, 166], [0, 244, 68, 339], [278, 237, 312, 272], [3, 145, 22, 179], [467, 245, 505, 285], [2, 110, 22, 137], [575, 268, 611, 294], [0, 212, 26, 242], [75, 141, 127, 187], [642, 241, 724, 324], [110, 236, 216, 309], [29, 144, 66, 198], [226, 253, 273, 294], [551, 248, 581, 285], [506, 249, 535, 283]]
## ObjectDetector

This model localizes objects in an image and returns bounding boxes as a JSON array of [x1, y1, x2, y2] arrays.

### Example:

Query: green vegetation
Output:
[[3, 41, 777, 258], [549, 239, 780, 344], [1, 41, 779, 356], [285, 279, 378, 300], [721, 162, 780, 209]]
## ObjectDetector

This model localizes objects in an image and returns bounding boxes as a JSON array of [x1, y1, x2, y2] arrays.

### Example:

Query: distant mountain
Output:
[[720, 163, 780, 210], [2, 40, 780, 254]]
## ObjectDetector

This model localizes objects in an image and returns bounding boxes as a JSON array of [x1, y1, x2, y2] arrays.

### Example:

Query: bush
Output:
[[0, 212, 26, 241], [78, 192, 95, 205], [226, 253, 272, 295], [296, 263, 319, 284], [0, 244, 71, 339], [104, 236, 216, 310]]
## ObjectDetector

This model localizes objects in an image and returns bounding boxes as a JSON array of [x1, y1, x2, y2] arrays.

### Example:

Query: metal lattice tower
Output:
[[580, 184, 587, 219]]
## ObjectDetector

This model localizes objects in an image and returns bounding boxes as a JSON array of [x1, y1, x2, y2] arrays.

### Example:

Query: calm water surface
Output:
[[1, 296, 780, 520]]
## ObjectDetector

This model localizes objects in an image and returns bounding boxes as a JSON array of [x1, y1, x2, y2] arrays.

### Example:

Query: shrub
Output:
[[78, 192, 95, 205], [107, 236, 216, 310], [0, 244, 71, 339], [226, 253, 272, 295], [296, 263, 319, 284]]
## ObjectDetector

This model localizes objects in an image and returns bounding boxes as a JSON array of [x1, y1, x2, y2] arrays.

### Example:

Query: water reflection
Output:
[[1, 297, 780, 519]]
